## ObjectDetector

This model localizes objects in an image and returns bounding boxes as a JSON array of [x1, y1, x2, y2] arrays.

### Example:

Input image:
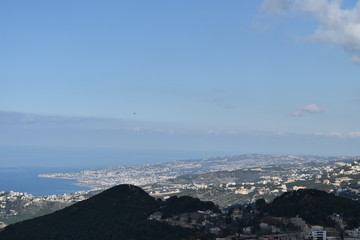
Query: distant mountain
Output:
[[0, 185, 216, 240]]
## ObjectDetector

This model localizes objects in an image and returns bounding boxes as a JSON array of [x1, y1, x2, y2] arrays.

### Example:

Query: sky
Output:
[[1, 0, 360, 159]]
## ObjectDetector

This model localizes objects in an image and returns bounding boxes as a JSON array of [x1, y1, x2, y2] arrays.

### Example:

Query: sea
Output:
[[0, 146, 215, 196], [0, 167, 90, 196]]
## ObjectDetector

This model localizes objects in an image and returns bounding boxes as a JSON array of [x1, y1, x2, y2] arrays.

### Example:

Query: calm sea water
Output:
[[0, 146, 215, 196], [0, 167, 90, 196]]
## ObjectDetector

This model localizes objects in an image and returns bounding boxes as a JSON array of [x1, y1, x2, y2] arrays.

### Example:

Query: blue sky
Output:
[[1, 0, 360, 157]]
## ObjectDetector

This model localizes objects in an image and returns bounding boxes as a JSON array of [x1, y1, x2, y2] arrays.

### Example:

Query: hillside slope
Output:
[[0, 185, 209, 240], [263, 189, 360, 228]]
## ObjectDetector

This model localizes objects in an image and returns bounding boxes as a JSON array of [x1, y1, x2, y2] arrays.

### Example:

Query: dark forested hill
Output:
[[0, 185, 215, 240], [263, 189, 360, 228]]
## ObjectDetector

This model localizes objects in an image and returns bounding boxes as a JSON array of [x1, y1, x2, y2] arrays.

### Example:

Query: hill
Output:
[[262, 189, 360, 228], [0, 184, 216, 240]]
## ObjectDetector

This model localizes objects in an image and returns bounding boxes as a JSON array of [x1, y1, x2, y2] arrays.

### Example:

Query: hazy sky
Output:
[[1, 0, 360, 156]]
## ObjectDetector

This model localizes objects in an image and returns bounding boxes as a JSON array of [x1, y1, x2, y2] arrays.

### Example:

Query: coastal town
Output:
[[39, 154, 346, 189], [1, 154, 360, 233], [146, 158, 360, 207]]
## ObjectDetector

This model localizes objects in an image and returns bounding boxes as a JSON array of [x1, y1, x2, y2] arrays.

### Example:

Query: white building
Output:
[[310, 226, 326, 240]]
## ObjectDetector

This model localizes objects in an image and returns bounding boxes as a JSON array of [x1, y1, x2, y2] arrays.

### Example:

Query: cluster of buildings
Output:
[[38, 154, 334, 189], [147, 160, 360, 208], [0, 190, 97, 227], [150, 208, 360, 240], [37, 156, 360, 210]]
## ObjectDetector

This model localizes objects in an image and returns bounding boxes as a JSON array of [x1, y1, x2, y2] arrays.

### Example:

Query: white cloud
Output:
[[207, 129, 219, 135], [291, 104, 323, 117], [313, 131, 344, 137], [262, 0, 360, 64], [347, 131, 360, 137], [291, 111, 304, 117], [301, 103, 324, 113], [313, 131, 360, 138], [352, 56, 360, 64], [261, 0, 293, 15], [132, 127, 141, 132]]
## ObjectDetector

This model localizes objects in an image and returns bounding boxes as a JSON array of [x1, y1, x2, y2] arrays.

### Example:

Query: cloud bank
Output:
[[314, 131, 360, 138], [262, 0, 360, 64]]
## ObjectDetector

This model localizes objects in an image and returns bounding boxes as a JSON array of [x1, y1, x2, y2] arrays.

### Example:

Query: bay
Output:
[[0, 146, 217, 196], [0, 167, 90, 196]]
